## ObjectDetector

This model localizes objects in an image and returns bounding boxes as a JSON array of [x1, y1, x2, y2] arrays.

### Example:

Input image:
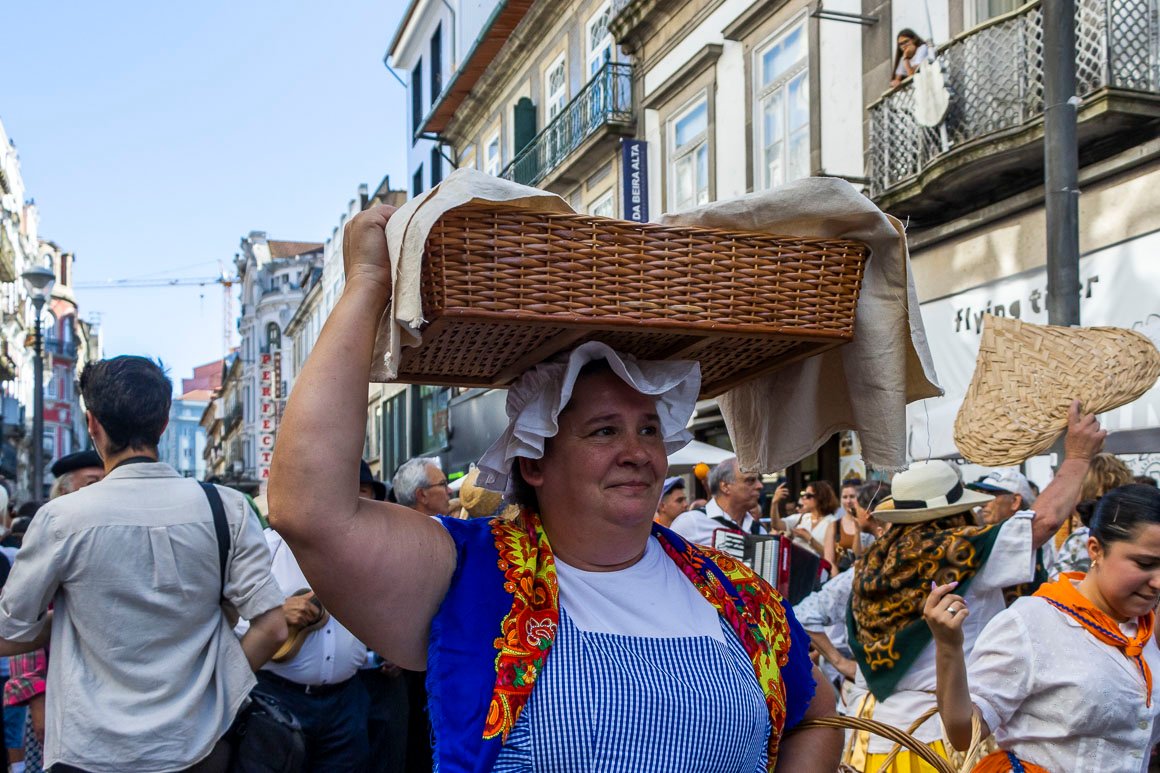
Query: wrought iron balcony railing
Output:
[[868, 0, 1159, 198], [501, 62, 634, 187]]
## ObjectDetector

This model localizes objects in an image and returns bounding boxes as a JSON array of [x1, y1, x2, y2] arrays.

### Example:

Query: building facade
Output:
[[861, 0, 1160, 482], [160, 359, 222, 479], [234, 233, 324, 487]]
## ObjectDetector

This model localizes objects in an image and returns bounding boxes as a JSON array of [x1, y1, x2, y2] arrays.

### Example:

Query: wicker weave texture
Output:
[[396, 203, 868, 397], [955, 314, 1160, 466]]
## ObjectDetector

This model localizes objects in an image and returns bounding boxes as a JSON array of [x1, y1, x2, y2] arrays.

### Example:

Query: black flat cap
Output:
[[51, 450, 104, 478]]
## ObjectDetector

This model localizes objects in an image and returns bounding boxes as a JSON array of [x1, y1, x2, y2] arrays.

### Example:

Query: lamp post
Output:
[[22, 265, 55, 500]]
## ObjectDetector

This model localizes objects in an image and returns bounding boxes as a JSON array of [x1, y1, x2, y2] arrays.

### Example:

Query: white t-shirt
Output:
[[855, 511, 1036, 752], [554, 535, 725, 643], [669, 498, 765, 548]]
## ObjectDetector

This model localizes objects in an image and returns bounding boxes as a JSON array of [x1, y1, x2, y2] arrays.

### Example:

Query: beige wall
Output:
[[911, 159, 1160, 301]]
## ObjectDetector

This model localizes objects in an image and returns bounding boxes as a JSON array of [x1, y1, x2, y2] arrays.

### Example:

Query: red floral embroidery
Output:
[[484, 514, 792, 771], [483, 510, 558, 741]]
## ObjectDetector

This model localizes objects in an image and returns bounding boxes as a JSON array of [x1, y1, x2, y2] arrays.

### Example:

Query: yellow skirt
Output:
[[862, 741, 949, 773]]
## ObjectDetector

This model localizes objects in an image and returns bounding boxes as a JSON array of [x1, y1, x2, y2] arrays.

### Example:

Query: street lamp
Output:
[[22, 264, 55, 500]]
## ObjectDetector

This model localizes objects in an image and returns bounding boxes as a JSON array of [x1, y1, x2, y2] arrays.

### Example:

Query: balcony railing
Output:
[[501, 62, 634, 187], [868, 0, 1159, 198]]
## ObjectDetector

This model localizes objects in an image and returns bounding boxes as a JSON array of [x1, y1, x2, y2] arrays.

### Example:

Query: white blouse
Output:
[[968, 593, 1160, 772]]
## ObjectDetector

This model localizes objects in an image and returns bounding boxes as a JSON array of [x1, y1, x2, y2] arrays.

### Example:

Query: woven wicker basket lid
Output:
[[954, 314, 1160, 466]]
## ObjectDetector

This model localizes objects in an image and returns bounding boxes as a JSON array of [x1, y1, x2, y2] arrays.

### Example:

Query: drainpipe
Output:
[[1043, 0, 1081, 327]]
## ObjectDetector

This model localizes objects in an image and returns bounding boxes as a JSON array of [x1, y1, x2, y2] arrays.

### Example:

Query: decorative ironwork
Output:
[[868, 0, 1159, 197], [501, 62, 634, 187]]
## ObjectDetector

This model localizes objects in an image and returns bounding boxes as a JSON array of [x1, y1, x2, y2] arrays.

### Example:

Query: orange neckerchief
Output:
[[1034, 571, 1155, 707]]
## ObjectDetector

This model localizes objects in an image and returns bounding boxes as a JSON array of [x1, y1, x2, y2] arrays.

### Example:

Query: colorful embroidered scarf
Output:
[[484, 509, 795, 769], [973, 750, 1050, 773], [1034, 572, 1155, 707], [849, 514, 1002, 700]]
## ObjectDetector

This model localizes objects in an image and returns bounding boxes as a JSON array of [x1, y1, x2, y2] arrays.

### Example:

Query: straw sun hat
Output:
[[875, 460, 993, 524], [954, 314, 1160, 466]]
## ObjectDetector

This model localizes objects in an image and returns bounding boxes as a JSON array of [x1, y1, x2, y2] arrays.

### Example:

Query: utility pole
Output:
[[1043, 0, 1081, 327]]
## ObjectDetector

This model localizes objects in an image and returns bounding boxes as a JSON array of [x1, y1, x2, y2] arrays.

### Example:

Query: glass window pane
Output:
[[675, 156, 694, 209], [788, 128, 809, 182], [761, 24, 804, 85], [695, 144, 709, 205], [763, 92, 784, 147], [788, 71, 809, 131], [674, 101, 707, 149], [765, 142, 784, 188]]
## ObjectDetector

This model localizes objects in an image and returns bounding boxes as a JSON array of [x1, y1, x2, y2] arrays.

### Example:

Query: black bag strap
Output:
[[710, 514, 763, 536], [199, 482, 230, 596]]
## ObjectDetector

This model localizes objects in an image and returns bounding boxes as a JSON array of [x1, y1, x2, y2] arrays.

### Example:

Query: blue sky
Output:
[[1, 2, 409, 392]]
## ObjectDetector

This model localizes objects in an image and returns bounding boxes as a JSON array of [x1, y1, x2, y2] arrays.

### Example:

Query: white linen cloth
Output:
[[968, 590, 1160, 772], [475, 341, 700, 494], [854, 511, 1036, 753], [372, 168, 940, 474]]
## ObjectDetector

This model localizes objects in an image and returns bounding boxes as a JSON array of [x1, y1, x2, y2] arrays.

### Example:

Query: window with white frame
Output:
[[484, 131, 501, 176], [459, 143, 477, 170], [755, 19, 809, 190], [587, 3, 614, 77], [544, 54, 568, 122], [668, 98, 709, 211], [589, 189, 614, 218]]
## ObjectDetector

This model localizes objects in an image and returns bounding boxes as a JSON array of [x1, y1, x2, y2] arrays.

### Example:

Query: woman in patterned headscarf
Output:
[[846, 404, 1105, 772]]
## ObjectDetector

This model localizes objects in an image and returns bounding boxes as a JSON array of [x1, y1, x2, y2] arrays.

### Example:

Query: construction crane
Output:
[[75, 267, 238, 358]]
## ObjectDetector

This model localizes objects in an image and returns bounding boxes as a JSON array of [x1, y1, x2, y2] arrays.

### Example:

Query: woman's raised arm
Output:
[[268, 205, 456, 670]]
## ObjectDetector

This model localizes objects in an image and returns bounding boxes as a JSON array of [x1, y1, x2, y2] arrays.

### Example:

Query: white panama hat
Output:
[[876, 460, 994, 524]]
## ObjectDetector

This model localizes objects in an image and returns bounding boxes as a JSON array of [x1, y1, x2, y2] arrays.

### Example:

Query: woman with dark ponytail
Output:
[[925, 484, 1160, 772]]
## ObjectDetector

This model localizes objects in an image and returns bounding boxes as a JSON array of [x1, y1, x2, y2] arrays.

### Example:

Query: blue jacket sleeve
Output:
[[779, 598, 817, 732]]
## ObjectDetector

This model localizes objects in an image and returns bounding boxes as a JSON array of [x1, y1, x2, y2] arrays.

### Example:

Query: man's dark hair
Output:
[[79, 356, 171, 453]]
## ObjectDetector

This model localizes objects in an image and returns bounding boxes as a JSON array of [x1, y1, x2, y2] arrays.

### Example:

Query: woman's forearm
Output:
[[934, 641, 983, 750]]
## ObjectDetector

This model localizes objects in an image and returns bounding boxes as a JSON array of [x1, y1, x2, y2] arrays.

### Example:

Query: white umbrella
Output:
[[667, 439, 734, 472]]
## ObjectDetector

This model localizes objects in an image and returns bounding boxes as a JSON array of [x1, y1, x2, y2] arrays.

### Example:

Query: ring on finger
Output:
[[947, 605, 959, 615]]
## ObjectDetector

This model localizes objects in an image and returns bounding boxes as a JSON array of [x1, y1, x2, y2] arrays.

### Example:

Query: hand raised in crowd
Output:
[[1063, 399, 1107, 461], [282, 594, 323, 628], [341, 203, 397, 293], [772, 483, 789, 504], [923, 580, 968, 647]]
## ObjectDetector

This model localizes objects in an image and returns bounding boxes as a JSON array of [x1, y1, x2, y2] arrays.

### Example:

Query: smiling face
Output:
[[521, 368, 667, 534], [1089, 524, 1160, 620]]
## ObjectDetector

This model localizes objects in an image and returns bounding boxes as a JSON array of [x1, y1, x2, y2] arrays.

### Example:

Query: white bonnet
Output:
[[476, 342, 700, 494]]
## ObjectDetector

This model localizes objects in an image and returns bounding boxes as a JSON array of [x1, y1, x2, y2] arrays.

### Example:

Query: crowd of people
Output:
[[0, 199, 1151, 773]]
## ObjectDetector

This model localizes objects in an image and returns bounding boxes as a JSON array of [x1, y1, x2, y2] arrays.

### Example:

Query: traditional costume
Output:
[[424, 343, 817, 772], [846, 461, 1035, 771], [964, 572, 1160, 773]]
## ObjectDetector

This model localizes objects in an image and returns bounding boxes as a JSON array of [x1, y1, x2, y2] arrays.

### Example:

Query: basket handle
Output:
[[793, 715, 956, 773]]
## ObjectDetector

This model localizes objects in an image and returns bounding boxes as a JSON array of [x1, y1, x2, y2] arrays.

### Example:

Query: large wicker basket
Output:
[[396, 203, 869, 397]]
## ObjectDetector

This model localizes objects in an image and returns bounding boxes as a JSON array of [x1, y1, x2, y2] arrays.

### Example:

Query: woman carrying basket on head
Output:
[[844, 408, 1105, 772], [926, 483, 1160, 773], [267, 204, 841, 772]]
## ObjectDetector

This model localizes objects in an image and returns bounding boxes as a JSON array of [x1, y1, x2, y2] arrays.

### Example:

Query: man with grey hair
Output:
[[670, 457, 766, 546], [49, 450, 106, 499], [392, 457, 451, 518]]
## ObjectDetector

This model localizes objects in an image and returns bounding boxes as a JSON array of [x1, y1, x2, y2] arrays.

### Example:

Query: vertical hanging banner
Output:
[[621, 139, 649, 223], [258, 352, 277, 481]]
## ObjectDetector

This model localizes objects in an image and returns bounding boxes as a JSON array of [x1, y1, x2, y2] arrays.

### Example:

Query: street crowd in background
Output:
[[0, 216, 1152, 773]]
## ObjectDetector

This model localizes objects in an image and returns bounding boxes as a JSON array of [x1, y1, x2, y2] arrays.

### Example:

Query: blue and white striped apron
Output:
[[492, 608, 770, 772]]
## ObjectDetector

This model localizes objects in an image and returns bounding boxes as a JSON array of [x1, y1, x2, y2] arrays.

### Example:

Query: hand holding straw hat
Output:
[[954, 315, 1160, 466]]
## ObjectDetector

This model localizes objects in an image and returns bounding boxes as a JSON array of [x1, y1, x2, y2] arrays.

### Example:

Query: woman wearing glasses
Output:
[[783, 482, 839, 558]]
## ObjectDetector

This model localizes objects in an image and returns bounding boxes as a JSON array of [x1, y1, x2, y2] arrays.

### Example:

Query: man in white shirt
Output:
[[0, 356, 287, 773], [671, 457, 766, 546], [248, 526, 371, 772]]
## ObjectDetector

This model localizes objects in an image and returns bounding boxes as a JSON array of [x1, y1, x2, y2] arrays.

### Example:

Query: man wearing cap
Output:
[[653, 476, 687, 528], [968, 468, 1055, 600], [48, 450, 105, 498], [670, 457, 766, 546]]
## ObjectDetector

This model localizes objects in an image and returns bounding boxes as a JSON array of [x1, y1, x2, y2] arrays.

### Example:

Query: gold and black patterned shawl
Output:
[[847, 514, 1003, 700]]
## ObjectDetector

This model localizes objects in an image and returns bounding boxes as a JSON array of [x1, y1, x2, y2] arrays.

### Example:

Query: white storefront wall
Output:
[[907, 229, 1160, 480]]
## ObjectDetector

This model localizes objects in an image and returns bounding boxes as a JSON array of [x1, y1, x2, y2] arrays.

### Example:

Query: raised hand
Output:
[[924, 580, 968, 647]]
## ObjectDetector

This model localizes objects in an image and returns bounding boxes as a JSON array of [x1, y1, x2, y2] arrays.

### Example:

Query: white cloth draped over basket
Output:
[[371, 167, 941, 474]]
